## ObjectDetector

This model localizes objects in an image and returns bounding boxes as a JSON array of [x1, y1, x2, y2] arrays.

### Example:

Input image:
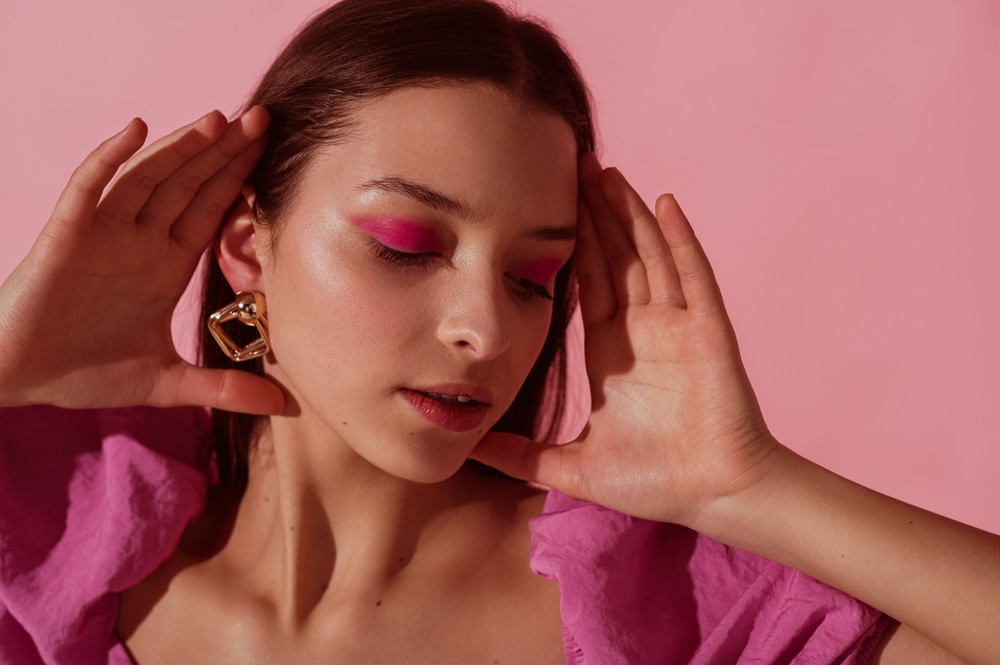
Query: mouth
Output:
[[411, 390, 484, 406], [401, 386, 492, 432]]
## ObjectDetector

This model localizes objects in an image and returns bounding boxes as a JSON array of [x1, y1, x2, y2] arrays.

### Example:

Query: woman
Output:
[[0, 1, 996, 663]]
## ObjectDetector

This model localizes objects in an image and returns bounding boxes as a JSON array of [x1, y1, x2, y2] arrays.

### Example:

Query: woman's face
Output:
[[258, 83, 578, 482]]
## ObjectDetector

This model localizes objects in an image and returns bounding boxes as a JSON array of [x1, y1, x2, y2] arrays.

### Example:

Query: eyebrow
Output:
[[357, 176, 470, 217], [356, 175, 577, 242], [526, 224, 577, 242]]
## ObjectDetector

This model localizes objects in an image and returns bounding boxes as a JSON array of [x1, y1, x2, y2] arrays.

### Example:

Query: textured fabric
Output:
[[0, 406, 887, 664], [530, 492, 889, 664], [0, 407, 208, 665]]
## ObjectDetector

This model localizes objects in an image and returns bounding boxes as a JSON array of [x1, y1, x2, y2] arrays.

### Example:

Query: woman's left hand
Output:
[[470, 153, 783, 528]]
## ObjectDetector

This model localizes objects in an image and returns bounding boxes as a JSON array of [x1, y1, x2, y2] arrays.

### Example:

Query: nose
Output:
[[436, 278, 511, 360]]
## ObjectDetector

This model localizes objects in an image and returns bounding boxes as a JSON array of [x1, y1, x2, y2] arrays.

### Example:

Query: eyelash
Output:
[[371, 242, 554, 302], [372, 241, 436, 267]]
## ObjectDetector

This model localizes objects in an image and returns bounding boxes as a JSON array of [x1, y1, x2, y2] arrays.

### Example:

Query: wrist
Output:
[[684, 438, 804, 554]]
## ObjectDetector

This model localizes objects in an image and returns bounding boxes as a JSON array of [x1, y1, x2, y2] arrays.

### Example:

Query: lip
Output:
[[401, 383, 493, 432]]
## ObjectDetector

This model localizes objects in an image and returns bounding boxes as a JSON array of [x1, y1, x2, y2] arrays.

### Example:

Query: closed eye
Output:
[[372, 239, 555, 302], [507, 274, 554, 301], [371, 240, 439, 266]]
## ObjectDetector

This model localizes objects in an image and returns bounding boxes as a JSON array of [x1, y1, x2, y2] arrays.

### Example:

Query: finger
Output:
[[47, 118, 148, 232], [600, 168, 686, 308], [138, 106, 270, 233], [469, 431, 582, 494], [169, 132, 267, 252], [579, 153, 650, 305], [98, 110, 229, 225], [578, 153, 617, 228], [655, 194, 724, 315], [575, 198, 617, 327], [153, 365, 286, 415]]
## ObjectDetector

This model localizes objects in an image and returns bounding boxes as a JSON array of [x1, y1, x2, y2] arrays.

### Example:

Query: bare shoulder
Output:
[[115, 551, 203, 658], [115, 485, 235, 659], [870, 621, 965, 665]]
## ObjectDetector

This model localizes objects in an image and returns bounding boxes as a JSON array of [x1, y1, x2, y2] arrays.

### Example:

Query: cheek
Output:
[[511, 304, 555, 385], [265, 238, 421, 376]]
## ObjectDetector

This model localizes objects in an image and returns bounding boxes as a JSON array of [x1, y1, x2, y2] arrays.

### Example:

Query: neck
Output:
[[211, 414, 531, 626]]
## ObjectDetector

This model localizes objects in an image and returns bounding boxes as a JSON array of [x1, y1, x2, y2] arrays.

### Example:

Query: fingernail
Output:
[[198, 109, 223, 123]]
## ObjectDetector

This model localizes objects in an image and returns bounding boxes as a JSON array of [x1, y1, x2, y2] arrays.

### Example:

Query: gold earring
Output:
[[207, 291, 271, 362]]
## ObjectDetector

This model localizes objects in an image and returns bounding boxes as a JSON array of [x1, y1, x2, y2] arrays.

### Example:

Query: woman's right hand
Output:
[[0, 108, 285, 414]]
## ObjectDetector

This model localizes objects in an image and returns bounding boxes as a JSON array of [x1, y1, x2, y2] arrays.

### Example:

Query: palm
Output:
[[472, 154, 776, 527], [0, 109, 283, 414]]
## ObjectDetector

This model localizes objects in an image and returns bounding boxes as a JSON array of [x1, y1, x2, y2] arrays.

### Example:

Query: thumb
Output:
[[469, 431, 578, 492], [156, 365, 286, 415]]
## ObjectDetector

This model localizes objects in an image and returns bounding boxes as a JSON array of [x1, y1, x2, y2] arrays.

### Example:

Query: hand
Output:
[[471, 153, 781, 528], [472, 156, 1000, 665], [0, 108, 284, 414]]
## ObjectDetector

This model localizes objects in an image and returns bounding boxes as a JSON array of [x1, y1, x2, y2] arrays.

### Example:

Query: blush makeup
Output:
[[349, 217, 442, 253], [510, 257, 564, 286]]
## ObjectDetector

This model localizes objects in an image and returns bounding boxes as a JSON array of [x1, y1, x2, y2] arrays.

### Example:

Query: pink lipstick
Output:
[[401, 384, 492, 432]]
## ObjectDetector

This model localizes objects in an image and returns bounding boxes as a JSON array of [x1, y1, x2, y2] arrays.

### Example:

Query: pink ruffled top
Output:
[[0, 406, 888, 664]]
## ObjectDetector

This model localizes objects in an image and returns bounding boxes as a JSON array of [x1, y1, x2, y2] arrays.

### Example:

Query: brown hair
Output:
[[200, 0, 594, 494]]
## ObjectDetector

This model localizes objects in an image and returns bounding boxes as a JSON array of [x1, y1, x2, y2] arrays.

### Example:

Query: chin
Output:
[[373, 430, 484, 484], [380, 454, 470, 484]]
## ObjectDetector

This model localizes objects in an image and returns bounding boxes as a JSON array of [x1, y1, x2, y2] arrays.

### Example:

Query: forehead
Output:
[[302, 83, 579, 226]]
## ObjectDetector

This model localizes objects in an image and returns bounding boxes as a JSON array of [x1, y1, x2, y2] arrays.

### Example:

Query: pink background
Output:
[[1, 1, 997, 532]]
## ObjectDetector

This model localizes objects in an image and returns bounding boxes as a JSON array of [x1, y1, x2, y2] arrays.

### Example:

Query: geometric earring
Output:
[[207, 290, 271, 362]]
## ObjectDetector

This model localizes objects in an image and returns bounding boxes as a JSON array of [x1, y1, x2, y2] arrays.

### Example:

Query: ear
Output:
[[216, 187, 265, 292]]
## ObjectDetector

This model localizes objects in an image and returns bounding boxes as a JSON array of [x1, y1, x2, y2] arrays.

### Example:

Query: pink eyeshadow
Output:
[[350, 217, 442, 253], [511, 257, 564, 285]]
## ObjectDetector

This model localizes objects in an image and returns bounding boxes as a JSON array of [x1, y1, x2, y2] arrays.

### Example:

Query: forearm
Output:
[[698, 443, 999, 665]]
